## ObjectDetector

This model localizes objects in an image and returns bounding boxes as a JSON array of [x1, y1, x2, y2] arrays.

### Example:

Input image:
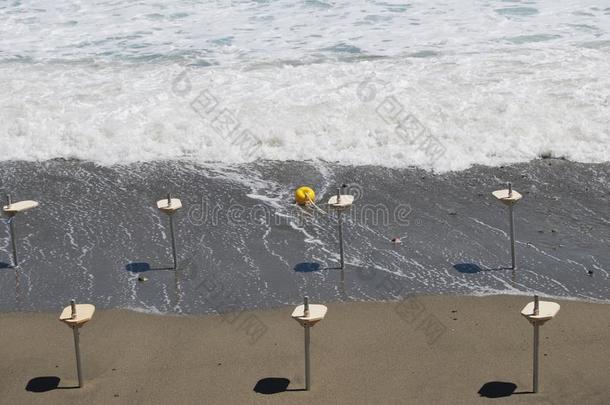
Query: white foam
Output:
[[0, 0, 608, 171]]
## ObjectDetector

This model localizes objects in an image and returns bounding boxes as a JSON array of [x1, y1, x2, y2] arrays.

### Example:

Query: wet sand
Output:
[[1, 295, 609, 405], [1, 159, 609, 314]]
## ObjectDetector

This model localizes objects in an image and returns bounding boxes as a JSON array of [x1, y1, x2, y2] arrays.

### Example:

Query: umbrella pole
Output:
[[9, 217, 18, 267], [169, 214, 177, 270], [509, 204, 516, 270]]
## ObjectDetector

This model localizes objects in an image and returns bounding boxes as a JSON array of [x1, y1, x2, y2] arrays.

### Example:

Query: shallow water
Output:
[[0, 159, 608, 314]]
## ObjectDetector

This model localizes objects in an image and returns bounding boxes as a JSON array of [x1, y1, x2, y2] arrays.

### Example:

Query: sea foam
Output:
[[0, 0, 609, 171]]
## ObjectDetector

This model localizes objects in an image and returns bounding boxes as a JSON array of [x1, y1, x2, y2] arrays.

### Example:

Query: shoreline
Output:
[[0, 155, 608, 172], [114, 290, 610, 317], [8, 289, 610, 318], [1, 295, 609, 404]]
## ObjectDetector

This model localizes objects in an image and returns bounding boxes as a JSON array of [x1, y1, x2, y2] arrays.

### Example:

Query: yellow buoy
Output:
[[295, 186, 315, 205]]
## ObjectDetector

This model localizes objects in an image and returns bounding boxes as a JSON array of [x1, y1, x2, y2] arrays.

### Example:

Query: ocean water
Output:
[[1, 2, 609, 313], [1, 0, 609, 171]]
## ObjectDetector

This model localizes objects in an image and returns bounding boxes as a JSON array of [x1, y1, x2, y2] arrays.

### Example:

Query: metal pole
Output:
[[303, 296, 311, 390], [509, 204, 516, 270], [174, 261, 180, 311], [9, 217, 18, 267], [336, 185, 347, 270], [305, 324, 311, 391], [69, 300, 83, 388], [533, 322, 539, 393], [6, 193, 18, 267], [532, 295, 539, 393], [73, 325, 83, 388], [169, 214, 177, 270], [338, 211, 344, 269], [304, 296, 309, 316], [14, 263, 21, 310]]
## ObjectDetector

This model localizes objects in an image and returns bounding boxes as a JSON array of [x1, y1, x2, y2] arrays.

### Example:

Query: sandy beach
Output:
[[1, 295, 608, 405], [2, 1, 609, 404]]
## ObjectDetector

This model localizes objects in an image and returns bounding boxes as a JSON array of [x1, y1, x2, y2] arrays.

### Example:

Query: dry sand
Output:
[[1, 295, 608, 405]]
